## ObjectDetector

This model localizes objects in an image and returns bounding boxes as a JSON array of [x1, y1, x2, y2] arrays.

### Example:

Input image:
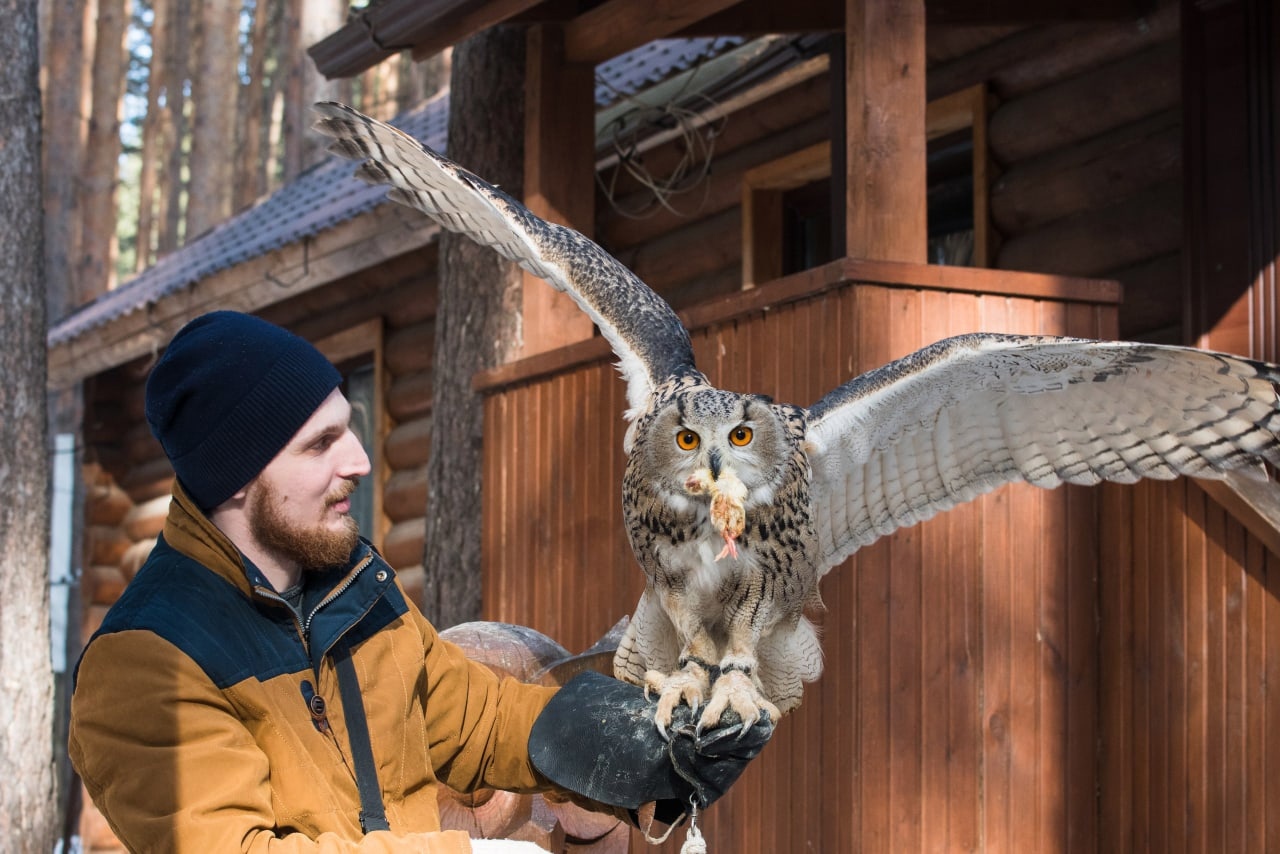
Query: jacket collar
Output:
[[161, 481, 398, 665], [163, 480, 257, 597]]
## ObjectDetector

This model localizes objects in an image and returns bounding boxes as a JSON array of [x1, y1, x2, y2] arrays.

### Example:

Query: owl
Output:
[[314, 103, 1280, 737]]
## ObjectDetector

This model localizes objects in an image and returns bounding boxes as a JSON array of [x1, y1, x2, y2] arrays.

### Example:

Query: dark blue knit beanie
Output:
[[145, 311, 342, 510]]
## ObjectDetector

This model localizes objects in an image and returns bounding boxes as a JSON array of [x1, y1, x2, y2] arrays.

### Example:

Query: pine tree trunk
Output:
[[186, 0, 239, 238], [260, 0, 285, 196], [0, 1, 56, 849], [422, 29, 526, 628], [235, 0, 271, 212], [281, 0, 341, 181], [158, 0, 190, 254], [41, 0, 90, 320], [134, 0, 169, 270], [75, 0, 129, 303]]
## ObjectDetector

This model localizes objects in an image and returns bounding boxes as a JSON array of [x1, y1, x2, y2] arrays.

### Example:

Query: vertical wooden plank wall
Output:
[[1099, 478, 1280, 853], [480, 263, 1124, 852]]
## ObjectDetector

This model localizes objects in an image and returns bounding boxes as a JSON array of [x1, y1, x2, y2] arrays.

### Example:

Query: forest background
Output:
[[42, 0, 448, 318]]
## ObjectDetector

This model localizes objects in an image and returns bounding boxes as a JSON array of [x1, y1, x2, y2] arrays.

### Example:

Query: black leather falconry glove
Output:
[[528, 670, 774, 828]]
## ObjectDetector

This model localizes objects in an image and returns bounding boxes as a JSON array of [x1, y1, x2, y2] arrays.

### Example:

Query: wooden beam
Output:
[[563, 0, 742, 64], [845, 0, 928, 262], [47, 203, 438, 388], [927, 0, 1148, 24], [678, 0, 843, 35], [521, 24, 596, 358]]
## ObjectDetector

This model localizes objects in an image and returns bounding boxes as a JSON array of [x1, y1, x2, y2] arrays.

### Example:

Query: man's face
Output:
[[245, 389, 371, 573]]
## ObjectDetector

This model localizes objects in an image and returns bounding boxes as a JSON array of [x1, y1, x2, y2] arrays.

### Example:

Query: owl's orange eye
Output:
[[729, 426, 753, 446], [676, 430, 700, 451]]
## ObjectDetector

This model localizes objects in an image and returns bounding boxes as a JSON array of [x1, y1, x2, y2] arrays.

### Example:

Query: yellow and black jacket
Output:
[[69, 484, 558, 852]]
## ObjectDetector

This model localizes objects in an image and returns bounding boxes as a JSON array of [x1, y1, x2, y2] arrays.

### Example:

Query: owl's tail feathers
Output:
[[758, 616, 825, 716]]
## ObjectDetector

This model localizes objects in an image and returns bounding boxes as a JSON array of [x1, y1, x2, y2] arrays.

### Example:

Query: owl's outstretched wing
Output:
[[312, 101, 694, 416], [804, 333, 1280, 573]]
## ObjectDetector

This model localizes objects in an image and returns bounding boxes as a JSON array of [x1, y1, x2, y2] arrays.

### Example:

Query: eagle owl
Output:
[[315, 103, 1280, 736]]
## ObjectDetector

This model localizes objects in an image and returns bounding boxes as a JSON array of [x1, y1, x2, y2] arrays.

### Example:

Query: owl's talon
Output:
[[645, 665, 711, 736], [697, 668, 779, 734]]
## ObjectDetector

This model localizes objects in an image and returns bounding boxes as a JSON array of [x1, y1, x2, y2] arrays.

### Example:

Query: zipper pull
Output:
[[300, 680, 331, 735]]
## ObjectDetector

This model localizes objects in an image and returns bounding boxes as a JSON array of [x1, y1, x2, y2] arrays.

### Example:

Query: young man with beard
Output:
[[68, 311, 770, 853]]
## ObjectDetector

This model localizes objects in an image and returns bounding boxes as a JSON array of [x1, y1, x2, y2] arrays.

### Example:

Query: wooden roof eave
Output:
[[46, 202, 438, 390]]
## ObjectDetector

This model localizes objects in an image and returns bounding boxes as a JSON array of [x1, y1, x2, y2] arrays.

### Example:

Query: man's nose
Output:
[[339, 429, 372, 478]]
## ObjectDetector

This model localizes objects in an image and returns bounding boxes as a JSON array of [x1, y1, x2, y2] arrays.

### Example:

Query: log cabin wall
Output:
[[478, 261, 1127, 852], [930, 1, 1183, 341], [596, 2, 1182, 344]]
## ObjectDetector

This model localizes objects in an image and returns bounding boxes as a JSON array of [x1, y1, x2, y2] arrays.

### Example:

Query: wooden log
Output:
[[384, 464, 428, 523], [1110, 251, 1181, 341], [385, 415, 431, 470], [661, 265, 743, 312], [86, 525, 131, 568], [119, 538, 156, 581], [598, 64, 832, 201], [263, 246, 438, 333], [928, 3, 1177, 100], [123, 494, 171, 542], [439, 621, 571, 682], [614, 207, 740, 297], [83, 565, 128, 607], [927, 24, 1024, 66], [988, 40, 1178, 164], [385, 320, 434, 377], [382, 517, 425, 570], [996, 180, 1180, 277], [599, 113, 830, 252], [388, 370, 433, 422], [86, 479, 132, 526], [991, 109, 1181, 234], [119, 457, 174, 503]]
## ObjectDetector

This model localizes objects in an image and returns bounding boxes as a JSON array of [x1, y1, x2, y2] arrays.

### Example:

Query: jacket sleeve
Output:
[[69, 629, 473, 854], [414, 611, 561, 795]]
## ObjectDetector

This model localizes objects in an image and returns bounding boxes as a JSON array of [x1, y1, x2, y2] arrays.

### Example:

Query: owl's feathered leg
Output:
[[645, 592, 720, 739], [698, 609, 781, 736]]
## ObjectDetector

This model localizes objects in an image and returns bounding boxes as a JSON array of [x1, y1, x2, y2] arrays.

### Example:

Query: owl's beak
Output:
[[708, 448, 723, 479]]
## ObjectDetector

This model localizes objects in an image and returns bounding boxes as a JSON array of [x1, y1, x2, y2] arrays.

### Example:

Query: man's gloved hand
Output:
[[527, 670, 774, 824]]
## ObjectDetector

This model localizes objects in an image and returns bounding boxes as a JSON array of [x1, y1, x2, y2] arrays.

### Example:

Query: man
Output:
[[69, 311, 768, 852]]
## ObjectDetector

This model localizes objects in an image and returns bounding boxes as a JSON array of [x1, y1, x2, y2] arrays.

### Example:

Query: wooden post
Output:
[[522, 25, 596, 358], [844, 0, 928, 263]]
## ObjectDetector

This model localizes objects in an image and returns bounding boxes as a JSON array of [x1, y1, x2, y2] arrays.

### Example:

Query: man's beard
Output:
[[248, 476, 360, 572]]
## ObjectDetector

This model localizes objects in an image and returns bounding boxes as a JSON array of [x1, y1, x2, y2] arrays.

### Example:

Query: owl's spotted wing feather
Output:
[[312, 101, 694, 415], [805, 333, 1280, 573]]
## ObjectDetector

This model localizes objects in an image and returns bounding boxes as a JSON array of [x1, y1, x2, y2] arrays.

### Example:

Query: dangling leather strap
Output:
[[333, 639, 391, 833]]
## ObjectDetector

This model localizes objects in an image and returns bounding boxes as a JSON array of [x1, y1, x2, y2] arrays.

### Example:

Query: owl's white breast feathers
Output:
[[805, 334, 1280, 573]]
